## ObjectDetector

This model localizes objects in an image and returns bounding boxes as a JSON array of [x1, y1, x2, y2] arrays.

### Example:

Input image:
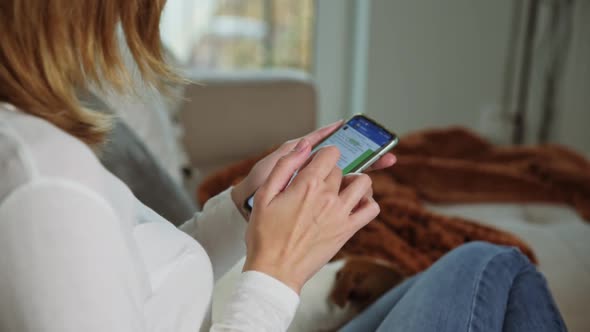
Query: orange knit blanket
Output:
[[198, 127, 590, 277]]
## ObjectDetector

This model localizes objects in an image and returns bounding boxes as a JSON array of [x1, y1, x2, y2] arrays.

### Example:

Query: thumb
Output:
[[256, 139, 311, 206]]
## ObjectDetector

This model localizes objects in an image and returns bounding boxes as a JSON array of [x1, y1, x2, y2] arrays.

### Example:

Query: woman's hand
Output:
[[231, 120, 396, 217], [243, 140, 380, 293]]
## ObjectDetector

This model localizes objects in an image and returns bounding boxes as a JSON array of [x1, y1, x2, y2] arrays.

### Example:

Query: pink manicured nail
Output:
[[327, 119, 344, 127]]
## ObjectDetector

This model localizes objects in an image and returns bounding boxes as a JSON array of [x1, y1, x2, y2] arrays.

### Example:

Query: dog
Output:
[[330, 256, 406, 313]]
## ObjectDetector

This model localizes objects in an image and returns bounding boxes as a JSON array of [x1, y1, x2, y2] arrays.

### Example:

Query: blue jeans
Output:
[[340, 241, 567, 332]]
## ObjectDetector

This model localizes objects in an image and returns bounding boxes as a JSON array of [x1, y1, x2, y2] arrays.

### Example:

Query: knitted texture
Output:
[[198, 127, 590, 278]]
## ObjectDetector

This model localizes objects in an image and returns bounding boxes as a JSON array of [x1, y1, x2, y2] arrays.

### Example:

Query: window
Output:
[[160, 0, 315, 72]]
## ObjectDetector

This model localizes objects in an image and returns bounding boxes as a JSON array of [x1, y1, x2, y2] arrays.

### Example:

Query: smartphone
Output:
[[244, 114, 399, 212]]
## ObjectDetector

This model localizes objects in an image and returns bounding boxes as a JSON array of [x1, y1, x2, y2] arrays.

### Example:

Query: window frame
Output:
[[313, 0, 372, 125]]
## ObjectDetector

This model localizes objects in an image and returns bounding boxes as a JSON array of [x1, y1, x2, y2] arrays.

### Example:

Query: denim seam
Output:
[[465, 248, 519, 332]]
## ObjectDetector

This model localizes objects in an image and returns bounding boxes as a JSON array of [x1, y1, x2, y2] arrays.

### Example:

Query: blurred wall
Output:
[[551, 0, 590, 155], [363, 0, 590, 155]]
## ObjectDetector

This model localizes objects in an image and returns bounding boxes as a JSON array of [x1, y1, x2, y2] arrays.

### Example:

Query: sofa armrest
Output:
[[179, 69, 317, 177]]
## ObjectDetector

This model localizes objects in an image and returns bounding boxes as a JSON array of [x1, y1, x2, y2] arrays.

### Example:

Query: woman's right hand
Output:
[[243, 139, 380, 294]]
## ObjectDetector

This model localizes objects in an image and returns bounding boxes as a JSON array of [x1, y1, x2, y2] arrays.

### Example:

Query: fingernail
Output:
[[319, 119, 343, 130], [329, 119, 344, 127], [293, 139, 308, 152]]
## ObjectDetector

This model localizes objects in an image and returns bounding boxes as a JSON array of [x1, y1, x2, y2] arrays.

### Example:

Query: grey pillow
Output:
[[81, 92, 197, 226]]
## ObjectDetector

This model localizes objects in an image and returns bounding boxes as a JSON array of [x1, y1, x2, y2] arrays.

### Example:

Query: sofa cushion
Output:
[[100, 119, 197, 226]]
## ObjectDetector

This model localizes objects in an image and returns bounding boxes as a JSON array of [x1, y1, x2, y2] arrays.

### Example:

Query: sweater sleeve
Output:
[[211, 271, 300, 332], [180, 189, 300, 331], [179, 188, 248, 281], [0, 180, 147, 332]]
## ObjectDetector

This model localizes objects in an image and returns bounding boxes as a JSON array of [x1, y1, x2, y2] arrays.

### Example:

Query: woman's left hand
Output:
[[231, 120, 397, 218]]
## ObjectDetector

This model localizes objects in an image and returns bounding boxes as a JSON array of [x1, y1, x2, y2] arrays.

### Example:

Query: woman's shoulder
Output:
[[0, 106, 106, 200]]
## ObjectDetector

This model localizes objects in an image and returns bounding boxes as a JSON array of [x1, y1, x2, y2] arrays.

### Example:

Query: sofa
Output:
[[100, 70, 589, 331]]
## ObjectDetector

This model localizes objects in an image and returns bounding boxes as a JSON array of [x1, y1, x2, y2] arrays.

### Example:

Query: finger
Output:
[[339, 174, 371, 193], [339, 174, 373, 211], [272, 120, 343, 158], [324, 166, 342, 193], [302, 120, 344, 146], [349, 197, 380, 230], [297, 149, 319, 171], [350, 186, 373, 213], [270, 120, 343, 172], [256, 139, 311, 205], [297, 145, 341, 181], [365, 153, 397, 172], [340, 174, 372, 195]]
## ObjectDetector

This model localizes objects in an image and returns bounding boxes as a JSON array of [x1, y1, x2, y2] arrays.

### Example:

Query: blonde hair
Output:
[[0, 0, 175, 145]]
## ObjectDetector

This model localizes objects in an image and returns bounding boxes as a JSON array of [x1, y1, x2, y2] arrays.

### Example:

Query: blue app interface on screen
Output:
[[247, 117, 392, 209], [312, 117, 392, 174]]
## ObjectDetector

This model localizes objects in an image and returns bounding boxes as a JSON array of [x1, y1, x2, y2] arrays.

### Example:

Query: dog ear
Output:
[[329, 258, 376, 309], [330, 269, 353, 308], [348, 288, 371, 303], [330, 256, 407, 311]]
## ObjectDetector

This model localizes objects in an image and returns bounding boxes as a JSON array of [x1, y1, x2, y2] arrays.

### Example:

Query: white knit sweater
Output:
[[0, 103, 299, 332]]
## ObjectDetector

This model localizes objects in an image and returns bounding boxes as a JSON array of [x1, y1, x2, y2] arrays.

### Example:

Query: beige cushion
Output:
[[179, 70, 317, 178]]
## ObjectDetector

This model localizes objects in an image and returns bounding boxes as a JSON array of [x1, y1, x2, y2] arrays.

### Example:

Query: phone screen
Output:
[[312, 116, 394, 173], [246, 115, 396, 210]]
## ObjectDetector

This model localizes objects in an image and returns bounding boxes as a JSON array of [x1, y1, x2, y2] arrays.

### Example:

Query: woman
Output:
[[0, 1, 566, 331]]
